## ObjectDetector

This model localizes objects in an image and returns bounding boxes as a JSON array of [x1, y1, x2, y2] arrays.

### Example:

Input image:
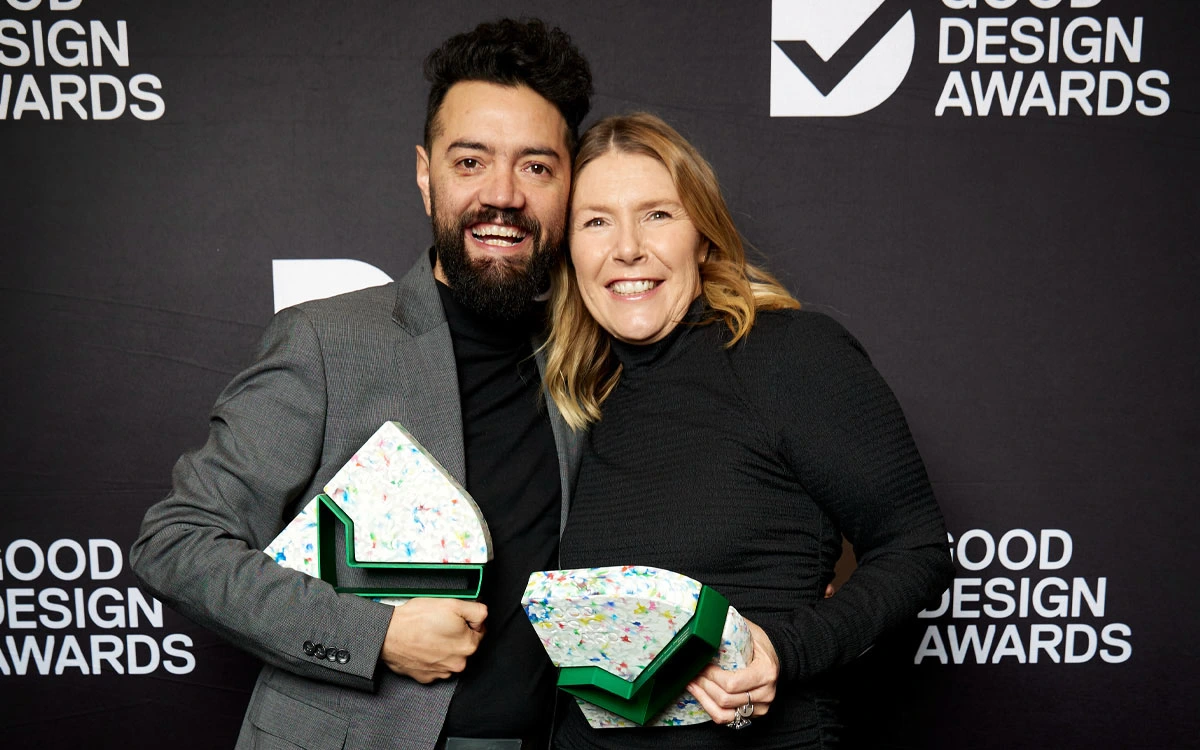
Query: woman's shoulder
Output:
[[738, 308, 869, 361], [727, 308, 895, 425]]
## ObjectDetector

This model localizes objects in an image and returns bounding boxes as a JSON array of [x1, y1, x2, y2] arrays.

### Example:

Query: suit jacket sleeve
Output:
[[130, 305, 394, 691]]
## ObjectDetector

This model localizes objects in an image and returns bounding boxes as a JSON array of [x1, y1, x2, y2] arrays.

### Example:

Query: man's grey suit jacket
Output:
[[131, 255, 581, 750]]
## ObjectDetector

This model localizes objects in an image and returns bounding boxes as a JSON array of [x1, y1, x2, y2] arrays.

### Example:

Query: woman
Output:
[[543, 113, 954, 748]]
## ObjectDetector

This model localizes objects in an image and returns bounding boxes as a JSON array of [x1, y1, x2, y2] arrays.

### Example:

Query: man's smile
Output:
[[468, 222, 529, 248]]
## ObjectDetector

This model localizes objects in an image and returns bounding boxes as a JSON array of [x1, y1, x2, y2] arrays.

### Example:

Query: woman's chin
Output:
[[607, 323, 677, 345]]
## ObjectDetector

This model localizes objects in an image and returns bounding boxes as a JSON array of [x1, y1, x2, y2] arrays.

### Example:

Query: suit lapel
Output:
[[388, 253, 582, 524], [366, 254, 581, 746], [389, 256, 466, 485], [534, 347, 583, 535], [396, 327, 465, 484]]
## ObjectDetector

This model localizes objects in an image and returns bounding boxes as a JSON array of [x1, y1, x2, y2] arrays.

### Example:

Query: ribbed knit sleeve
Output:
[[735, 311, 954, 683]]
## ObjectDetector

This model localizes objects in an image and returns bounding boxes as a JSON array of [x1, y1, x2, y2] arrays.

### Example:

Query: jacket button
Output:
[[303, 641, 316, 656], [325, 648, 338, 662], [313, 644, 327, 659], [335, 650, 351, 664]]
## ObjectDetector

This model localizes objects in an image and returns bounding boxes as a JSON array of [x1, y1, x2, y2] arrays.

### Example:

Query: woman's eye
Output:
[[582, 217, 604, 228], [649, 210, 670, 220]]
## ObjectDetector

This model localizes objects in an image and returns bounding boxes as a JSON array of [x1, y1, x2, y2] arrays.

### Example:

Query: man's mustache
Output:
[[457, 208, 541, 237]]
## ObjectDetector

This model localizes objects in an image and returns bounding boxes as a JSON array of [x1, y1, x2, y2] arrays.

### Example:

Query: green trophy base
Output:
[[556, 586, 730, 725], [316, 494, 484, 599]]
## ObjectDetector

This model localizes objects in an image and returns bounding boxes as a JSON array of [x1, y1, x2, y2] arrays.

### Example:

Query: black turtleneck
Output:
[[436, 281, 562, 742], [556, 304, 951, 748]]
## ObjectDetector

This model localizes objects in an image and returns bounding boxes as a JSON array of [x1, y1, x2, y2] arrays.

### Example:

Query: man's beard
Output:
[[432, 199, 563, 322]]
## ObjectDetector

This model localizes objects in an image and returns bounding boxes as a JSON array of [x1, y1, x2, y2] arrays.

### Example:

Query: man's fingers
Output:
[[380, 598, 489, 680], [409, 669, 453, 684], [453, 600, 488, 631]]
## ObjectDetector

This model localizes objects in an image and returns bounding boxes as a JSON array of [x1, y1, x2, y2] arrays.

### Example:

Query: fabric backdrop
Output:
[[2, 1, 1196, 747]]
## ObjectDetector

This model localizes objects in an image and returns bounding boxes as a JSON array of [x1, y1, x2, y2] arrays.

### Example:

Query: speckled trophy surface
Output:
[[264, 422, 492, 603], [522, 566, 754, 727]]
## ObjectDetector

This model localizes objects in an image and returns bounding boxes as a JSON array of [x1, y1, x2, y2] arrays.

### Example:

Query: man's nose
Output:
[[479, 167, 524, 210]]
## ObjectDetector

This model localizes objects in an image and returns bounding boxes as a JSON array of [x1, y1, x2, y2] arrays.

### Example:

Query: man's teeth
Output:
[[609, 280, 658, 295], [471, 224, 527, 246]]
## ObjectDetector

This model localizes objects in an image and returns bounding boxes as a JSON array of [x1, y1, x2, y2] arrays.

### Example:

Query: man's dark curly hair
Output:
[[423, 18, 593, 153]]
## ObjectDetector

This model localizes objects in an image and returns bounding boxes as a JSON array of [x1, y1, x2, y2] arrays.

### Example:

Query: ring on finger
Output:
[[726, 692, 754, 729], [738, 691, 754, 717]]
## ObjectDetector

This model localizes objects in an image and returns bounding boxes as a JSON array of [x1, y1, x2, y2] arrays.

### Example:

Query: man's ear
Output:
[[416, 145, 432, 217]]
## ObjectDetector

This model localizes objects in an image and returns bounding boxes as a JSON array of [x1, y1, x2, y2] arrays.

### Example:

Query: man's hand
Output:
[[380, 598, 488, 683], [686, 619, 780, 723]]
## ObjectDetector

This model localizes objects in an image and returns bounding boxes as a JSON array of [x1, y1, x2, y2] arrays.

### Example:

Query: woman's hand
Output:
[[686, 619, 779, 725]]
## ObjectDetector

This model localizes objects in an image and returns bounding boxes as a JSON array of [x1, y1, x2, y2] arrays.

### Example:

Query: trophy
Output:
[[265, 422, 492, 605], [522, 566, 753, 727]]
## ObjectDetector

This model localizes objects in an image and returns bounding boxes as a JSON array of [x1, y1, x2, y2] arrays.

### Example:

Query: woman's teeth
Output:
[[609, 280, 658, 295]]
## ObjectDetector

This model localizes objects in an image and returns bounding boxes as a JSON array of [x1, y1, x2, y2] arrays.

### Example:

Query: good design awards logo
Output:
[[771, 0, 914, 117]]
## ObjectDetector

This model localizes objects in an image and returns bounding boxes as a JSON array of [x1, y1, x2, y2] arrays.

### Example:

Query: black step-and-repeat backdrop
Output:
[[3, 1, 1197, 747]]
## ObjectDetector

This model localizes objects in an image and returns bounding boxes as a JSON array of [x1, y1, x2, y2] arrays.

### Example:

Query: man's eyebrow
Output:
[[518, 147, 564, 162], [446, 140, 493, 154], [444, 141, 564, 162]]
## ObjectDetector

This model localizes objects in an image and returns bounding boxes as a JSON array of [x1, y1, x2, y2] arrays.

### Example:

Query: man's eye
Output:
[[528, 163, 550, 176], [459, 158, 480, 169]]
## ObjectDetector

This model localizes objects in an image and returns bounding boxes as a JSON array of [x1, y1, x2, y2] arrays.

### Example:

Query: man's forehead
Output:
[[430, 81, 570, 156]]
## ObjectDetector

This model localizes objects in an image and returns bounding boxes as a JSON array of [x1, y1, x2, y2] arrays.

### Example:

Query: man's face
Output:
[[417, 81, 571, 320]]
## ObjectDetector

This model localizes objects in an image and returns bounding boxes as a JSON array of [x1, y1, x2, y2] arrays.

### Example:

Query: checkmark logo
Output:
[[771, 0, 915, 117]]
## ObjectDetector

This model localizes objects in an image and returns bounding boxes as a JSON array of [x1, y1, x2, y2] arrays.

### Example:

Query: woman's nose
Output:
[[611, 225, 645, 264]]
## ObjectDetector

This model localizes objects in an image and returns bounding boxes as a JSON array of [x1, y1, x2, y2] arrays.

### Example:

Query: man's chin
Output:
[[470, 251, 538, 280], [469, 247, 531, 270], [432, 216, 560, 320], [438, 256, 544, 320]]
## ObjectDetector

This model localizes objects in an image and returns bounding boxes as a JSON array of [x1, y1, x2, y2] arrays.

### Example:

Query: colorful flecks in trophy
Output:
[[574, 607, 753, 728], [263, 422, 492, 603], [522, 566, 754, 727]]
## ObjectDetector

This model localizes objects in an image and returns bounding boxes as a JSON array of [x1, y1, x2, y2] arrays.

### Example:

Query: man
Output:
[[131, 19, 592, 750]]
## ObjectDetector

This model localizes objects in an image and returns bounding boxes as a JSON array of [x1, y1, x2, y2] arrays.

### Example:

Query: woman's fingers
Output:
[[686, 619, 780, 722]]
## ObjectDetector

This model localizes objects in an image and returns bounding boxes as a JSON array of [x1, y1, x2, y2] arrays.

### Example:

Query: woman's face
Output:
[[569, 152, 707, 345]]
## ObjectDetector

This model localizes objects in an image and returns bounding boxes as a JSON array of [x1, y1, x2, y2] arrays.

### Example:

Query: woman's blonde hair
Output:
[[544, 112, 799, 430]]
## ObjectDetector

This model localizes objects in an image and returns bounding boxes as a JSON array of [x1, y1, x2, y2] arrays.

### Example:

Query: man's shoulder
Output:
[[290, 282, 399, 319], [283, 255, 444, 337], [272, 284, 408, 353]]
